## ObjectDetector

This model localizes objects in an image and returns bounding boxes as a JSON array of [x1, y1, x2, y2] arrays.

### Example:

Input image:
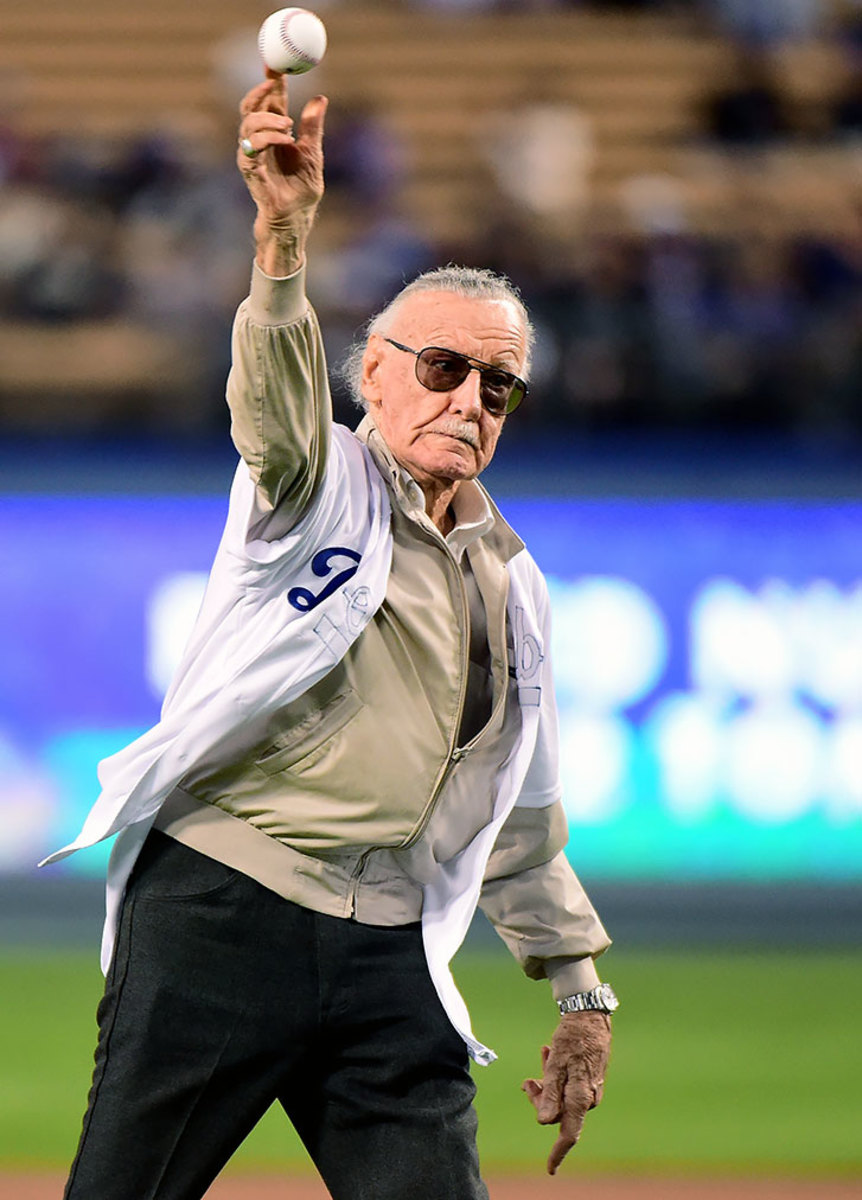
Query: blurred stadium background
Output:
[[1, 0, 861, 1190]]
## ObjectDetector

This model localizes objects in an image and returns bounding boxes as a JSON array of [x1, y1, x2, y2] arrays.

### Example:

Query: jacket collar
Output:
[[354, 414, 524, 564]]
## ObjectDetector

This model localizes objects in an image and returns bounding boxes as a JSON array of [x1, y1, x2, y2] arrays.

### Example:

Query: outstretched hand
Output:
[[237, 71, 328, 275], [522, 1011, 612, 1175]]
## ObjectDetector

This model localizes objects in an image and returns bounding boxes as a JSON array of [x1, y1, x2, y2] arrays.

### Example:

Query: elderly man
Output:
[[55, 76, 615, 1200]]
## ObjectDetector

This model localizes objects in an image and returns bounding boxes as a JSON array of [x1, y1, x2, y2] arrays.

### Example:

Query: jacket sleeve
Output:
[[479, 801, 611, 999], [479, 549, 611, 999], [226, 262, 332, 537]]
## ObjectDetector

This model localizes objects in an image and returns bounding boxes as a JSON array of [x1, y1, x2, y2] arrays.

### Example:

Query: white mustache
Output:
[[426, 421, 480, 448]]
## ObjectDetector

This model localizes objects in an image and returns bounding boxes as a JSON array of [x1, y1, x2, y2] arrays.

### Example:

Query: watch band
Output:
[[557, 982, 619, 1015]]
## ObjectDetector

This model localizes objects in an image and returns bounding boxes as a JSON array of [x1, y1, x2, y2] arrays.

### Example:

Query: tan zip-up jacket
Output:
[[155, 264, 610, 999]]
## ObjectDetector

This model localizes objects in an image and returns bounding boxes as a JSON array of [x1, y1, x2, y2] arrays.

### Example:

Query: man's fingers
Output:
[[522, 1044, 565, 1123], [296, 95, 328, 146], [239, 73, 288, 117], [240, 78, 279, 117], [546, 1078, 592, 1174], [522, 1073, 560, 1125], [261, 71, 288, 116], [525, 1013, 612, 1174], [524, 1053, 596, 1173], [242, 113, 294, 136], [236, 132, 296, 169], [547, 1133, 574, 1176], [238, 112, 295, 160], [546, 1110, 586, 1175]]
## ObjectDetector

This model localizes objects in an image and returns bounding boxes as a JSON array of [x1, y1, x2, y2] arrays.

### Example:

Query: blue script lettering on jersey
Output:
[[287, 546, 363, 612]]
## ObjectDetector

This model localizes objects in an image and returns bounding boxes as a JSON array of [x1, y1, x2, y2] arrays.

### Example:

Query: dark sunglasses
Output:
[[382, 338, 528, 417]]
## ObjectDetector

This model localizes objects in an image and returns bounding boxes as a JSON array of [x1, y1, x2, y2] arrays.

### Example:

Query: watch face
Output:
[[597, 983, 619, 1012]]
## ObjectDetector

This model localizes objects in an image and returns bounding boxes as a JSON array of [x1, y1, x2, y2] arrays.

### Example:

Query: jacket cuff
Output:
[[545, 955, 602, 1001], [247, 261, 309, 326]]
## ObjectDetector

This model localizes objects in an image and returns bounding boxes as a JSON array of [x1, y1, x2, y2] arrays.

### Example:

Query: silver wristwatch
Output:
[[557, 982, 619, 1016]]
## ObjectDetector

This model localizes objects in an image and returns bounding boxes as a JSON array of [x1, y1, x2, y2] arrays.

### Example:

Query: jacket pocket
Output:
[[256, 686, 363, 775]]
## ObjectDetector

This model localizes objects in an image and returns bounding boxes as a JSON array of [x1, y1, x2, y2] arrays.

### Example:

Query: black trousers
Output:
[[64, 831, 488, 1200]]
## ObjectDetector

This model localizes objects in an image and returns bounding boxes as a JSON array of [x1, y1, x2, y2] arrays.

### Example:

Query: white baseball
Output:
[[258, 8, 327, 75]]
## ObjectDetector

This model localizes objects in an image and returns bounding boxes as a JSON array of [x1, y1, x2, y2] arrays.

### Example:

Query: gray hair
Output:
[[338, 265, 534, 411]]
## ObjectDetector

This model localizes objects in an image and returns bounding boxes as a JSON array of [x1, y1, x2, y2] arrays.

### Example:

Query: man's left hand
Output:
[[521, 1011, 612, 1175]]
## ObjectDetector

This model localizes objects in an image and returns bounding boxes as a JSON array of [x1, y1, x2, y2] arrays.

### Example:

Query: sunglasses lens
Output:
[[480, 369, 520, 415], [415, 347, 525, 416], [502, 379, 526, 414], [416, 348, 470, 392]]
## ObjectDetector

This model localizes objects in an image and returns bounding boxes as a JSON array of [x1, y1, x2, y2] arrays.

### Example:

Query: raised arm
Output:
[[237, 71, 327, 276], [228, 75, 331, 530]]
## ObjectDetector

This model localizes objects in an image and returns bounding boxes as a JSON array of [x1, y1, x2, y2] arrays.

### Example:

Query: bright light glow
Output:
[[145, 572, 208, 699], [826, 716, 862, 819], [548, 576, 668, 711], [793, 581, 862, 712], [724, 702, 824, 824], [693, 578, 862, 710], [691, 579, 795, 701], [0, 732, 57, 868], [558, 711, 632, 824], [648, 693, 724, 821]]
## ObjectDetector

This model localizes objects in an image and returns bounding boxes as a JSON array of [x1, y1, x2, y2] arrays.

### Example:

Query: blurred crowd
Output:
[[1, 0, 861, 442]]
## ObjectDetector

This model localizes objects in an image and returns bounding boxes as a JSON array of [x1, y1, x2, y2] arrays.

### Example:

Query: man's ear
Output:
[[361, 337, 384, 409]]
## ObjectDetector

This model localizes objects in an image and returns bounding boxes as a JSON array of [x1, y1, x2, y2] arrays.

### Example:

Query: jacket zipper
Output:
[[347, 528, 474, 913], [397, 529, 473, 852]]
